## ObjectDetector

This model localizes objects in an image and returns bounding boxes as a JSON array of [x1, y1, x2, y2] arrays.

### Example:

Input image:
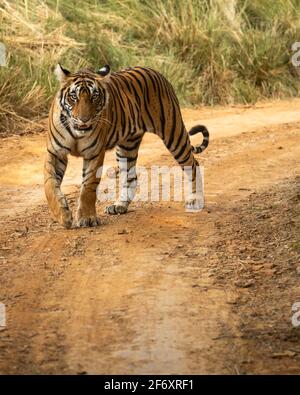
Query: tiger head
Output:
[[54, 64, 110, 137]]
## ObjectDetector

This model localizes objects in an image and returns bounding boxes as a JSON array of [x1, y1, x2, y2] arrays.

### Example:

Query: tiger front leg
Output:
[[105, 139, 142, 215], [105, 164, 137, 214], [44, 150, 73, 228], [76, 154, 104, 227]]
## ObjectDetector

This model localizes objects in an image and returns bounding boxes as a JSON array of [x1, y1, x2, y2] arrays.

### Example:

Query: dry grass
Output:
[[1, 0, 300, 134]]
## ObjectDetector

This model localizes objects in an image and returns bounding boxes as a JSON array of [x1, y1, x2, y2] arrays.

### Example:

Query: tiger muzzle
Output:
[[73, 119, 93, 132]]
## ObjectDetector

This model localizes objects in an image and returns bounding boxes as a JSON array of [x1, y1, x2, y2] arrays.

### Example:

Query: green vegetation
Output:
[[1, 0, 300, 133]]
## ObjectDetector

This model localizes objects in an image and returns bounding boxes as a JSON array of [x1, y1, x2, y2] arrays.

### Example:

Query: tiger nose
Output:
[[78, 115, 91, 123]]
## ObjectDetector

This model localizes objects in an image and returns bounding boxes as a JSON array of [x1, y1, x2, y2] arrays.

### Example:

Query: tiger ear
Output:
[[96, 64, 110, 79], [55, 64, 70, 83]]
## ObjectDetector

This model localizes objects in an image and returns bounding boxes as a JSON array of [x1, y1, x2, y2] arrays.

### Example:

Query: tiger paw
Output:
[[185, 197, 204, 212], [58, 208, 73, 229], [105, 203, 128, 215], [77, 215, 101, 227]]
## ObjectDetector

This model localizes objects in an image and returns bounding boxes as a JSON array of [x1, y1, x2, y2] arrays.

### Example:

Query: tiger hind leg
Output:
[[162, 124, 204, 212], [183, 158, 205, 212]]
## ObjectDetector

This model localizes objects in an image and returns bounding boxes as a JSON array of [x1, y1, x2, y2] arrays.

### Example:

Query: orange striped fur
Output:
[[44, 65, 209, 228]]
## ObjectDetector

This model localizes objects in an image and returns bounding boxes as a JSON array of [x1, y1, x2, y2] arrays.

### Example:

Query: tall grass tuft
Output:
[[1, 0, 300, 134]]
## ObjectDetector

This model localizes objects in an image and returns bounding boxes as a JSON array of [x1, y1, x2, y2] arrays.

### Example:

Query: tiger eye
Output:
[[69, 93, 77, 102], [92, 91, 100, 101]]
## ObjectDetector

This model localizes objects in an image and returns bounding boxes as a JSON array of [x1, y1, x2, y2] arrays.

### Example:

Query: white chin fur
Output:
[[74, 129, 86, 137], [72, 127, 93, 137]]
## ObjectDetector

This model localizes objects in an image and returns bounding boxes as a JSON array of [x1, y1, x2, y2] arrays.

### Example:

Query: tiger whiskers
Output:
[[60, 119, 70, 128], [97, 116, 112, 127]]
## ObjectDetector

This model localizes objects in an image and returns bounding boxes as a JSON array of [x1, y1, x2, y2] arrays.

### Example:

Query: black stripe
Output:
[[126, 71, 155, 131], [173, 125, 186, 154], [127, 176, 137, 182], [131, 69, 151, 103], [178, 150, 191, 165], [106, 89, 118, 147], [118, 139, 141, 152], [87, 153, 99, 161], [127, 71, 145, 98], [144, 69, 166, 137], [80, 133, 102, 153], [110, 77, 126, 107], [82, 167, 94, 179], [50, 115, 66, 140], [49, 127, 71, 152], [55, 169, 63, 180], [60, 114, 76, 139], [109, 83, 127, 137], [83, 172, 96, 183], [166, 102, 177, 149], [47, 149, 67, 167], [128, 78, 141, 107], [174, 140, 189, 161], [127, 99, 136, 122], [118, 74, 132, 93], [127, 133, 143, 143]]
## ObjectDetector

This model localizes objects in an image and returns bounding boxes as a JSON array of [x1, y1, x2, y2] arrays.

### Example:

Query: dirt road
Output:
[[0, 99, 300, 374]]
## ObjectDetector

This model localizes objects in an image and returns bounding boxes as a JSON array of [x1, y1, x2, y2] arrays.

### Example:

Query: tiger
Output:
[[44, 64, 209, 228]]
